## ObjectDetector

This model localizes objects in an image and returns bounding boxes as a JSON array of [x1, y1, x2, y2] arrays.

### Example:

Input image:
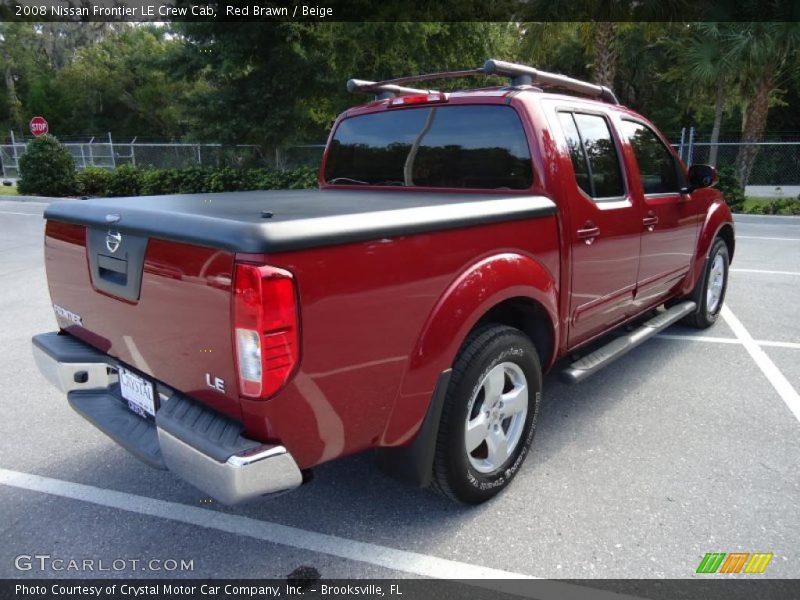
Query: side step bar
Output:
[[560, 301, 696, 384]]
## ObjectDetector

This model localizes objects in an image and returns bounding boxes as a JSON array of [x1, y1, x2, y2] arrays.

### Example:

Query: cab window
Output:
[[324, 105, 533, 190], [558, 111, 625, 200], [621, 120, 683, 195]]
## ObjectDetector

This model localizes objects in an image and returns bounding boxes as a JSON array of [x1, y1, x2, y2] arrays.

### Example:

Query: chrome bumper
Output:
[[32, 332, 302, 505]]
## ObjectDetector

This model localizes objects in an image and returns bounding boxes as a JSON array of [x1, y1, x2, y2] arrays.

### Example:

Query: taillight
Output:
[[389, 92, 448, 107], [233, 264, 299, 399]]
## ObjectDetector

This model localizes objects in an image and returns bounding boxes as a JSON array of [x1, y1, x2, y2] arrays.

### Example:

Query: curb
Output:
[[0, 195, 75, 204], [734, 213, 800, 223]]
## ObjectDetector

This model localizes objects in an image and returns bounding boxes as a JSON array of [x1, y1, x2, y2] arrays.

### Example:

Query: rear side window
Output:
[[558, 111, 625, 200], [621, 120, 682, 194], [324, 105, 533, 189]]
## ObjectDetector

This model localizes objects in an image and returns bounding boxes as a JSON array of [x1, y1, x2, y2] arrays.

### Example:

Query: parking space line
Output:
[[731, 269, 800, 276], [0, 212, 42, 217], [0, 468, 653, 599], [737, 236, 800, 242], [657, 334, 800, 350], [0, 467, 537, 580], [721, 306, 800, 424], [657, 334, 740, 345], [0, 468, 641, 599]]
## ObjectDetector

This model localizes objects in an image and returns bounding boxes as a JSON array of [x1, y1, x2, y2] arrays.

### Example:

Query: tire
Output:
[[431, 324, 542, 504], [683, 238, 730, 329]]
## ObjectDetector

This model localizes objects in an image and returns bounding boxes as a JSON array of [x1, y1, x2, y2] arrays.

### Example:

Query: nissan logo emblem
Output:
[[106, 231, 122, 253]]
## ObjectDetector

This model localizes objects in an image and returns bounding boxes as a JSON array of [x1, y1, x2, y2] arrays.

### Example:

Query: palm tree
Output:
[[724, 23, 800, 185], [673, 23, 734, 167], [590, 22, 618, 88]]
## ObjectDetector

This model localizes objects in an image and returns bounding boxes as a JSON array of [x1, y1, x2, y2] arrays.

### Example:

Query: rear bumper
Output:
[[31, 332, 302, 505]]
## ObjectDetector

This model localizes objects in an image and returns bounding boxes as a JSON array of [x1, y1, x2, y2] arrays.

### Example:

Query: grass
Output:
[[0, 184, 18, 196], [743, 196, 774, 212]]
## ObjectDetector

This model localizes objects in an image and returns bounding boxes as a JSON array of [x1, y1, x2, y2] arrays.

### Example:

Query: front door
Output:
[[556, 110, 642, 348], [619, 120, 702, 307]]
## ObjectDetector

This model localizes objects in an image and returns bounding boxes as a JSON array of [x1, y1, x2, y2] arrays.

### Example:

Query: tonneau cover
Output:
[[44, 189, 556, 253]]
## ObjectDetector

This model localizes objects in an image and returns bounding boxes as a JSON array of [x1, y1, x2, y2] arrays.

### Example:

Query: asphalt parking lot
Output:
[[0, 198, 798, 582]]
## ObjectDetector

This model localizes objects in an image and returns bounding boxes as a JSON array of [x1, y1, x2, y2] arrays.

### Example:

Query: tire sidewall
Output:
[[700, 239, 730, 324], [445, 332, 541, 501]]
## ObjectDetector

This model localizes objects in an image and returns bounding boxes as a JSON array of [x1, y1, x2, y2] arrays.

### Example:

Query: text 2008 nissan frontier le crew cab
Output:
[[32, 60, 734, 505]]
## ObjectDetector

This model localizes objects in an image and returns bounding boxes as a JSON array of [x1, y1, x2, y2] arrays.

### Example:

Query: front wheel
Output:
[[684, 237, 730, 329], [431, 324, 541, 504]]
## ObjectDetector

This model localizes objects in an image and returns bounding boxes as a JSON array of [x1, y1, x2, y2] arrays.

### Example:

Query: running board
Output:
[[560, 301, 696, 384]]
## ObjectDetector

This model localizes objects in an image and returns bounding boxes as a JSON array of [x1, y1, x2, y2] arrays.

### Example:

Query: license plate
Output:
[[119, 366, 156, 419]]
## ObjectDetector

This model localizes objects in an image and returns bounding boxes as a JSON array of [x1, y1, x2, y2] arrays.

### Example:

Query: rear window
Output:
[[324, 105, 533, 190]]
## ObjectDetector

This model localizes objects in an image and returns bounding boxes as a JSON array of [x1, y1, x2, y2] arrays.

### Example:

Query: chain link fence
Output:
[[0, 132, 326, 182], [673, 128, 800, 198], [3, 130, 799, 198]]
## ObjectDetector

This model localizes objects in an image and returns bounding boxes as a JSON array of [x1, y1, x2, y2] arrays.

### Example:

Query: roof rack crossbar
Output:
[[346, 79, 436, 101], [483, 59, 619, 104], [347, 59, 619, 105]]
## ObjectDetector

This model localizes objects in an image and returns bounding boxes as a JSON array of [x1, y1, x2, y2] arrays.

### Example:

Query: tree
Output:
[[55, 26, 196, 138], [170, 22, 515, 146], [17, 134, 75, 196], [725, 23, 800, 185], [0, 23, 119, 137], [0, 23, 48, 134], [667, 23, 735, 166]]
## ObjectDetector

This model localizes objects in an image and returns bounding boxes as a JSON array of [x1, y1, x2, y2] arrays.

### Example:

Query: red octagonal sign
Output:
[[29, 116, 49, 136]]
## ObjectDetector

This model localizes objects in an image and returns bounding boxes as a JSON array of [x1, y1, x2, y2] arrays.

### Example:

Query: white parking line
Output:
[[0, 467, 531, 579], [0, 468, 644, 599], [731, 269, 800, 276], [657, 334, 800, 350], [721, 306, 800, 424], [737, 236, 800, 242], [0, 211, 41, 216]]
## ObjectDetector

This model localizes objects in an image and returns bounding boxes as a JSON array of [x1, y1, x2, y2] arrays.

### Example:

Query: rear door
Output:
[[553, 108, 642, 348], [619, 120, 701, 307]]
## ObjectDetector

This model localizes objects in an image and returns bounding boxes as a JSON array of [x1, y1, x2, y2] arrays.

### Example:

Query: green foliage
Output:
[[106, 164, 144, 197], [5, 20, 800, 186], [745, 197, 800, 215], [716, 166, 745, 212], [17, 135, 76, 196], [54, 26, 195, 138], [81, 165, 317, 197], [140, 168, 182, 196], [75, 166, 112, 197], [171, 22, 515, 146]]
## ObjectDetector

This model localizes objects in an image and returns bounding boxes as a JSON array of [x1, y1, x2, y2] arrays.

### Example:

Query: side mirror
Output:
[[687, 164, 717, 190]]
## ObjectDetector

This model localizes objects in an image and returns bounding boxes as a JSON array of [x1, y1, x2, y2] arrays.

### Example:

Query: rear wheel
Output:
[[684, 238, 730, 329], [431, 324, 541, 504]]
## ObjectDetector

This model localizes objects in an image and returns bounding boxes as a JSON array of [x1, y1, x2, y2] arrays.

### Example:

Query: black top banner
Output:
[[1, 0, 800, 22]]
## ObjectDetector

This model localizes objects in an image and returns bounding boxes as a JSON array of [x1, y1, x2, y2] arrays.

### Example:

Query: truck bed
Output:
[[44, 189, 556, 253]]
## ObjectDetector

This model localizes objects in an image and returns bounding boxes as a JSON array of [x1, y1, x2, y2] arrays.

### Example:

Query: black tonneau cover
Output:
[[44, 189, 557, 253]]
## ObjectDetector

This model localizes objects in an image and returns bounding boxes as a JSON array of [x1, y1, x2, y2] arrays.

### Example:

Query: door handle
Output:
[[577, 224, 600, 245], [642, 215, 659, 231]]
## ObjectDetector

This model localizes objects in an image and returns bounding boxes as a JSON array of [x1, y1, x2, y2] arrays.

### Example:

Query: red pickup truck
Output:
[[32, 60, 734, 505]]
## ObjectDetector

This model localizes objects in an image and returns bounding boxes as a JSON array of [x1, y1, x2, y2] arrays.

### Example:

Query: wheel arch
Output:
[[717, 222, 735, 261], [380, 252, 558, 452], [474, 296, 555, 374], [682, 199, 735, 296]]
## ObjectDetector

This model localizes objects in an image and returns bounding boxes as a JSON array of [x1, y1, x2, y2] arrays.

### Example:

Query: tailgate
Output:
[[44, 220, 241, 419]]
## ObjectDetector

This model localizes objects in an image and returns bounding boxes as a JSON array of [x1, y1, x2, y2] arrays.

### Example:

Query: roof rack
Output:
[[347, 59, 619, 105]]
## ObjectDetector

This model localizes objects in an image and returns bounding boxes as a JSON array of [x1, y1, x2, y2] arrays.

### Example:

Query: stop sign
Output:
[[29, 116, 49, 136]]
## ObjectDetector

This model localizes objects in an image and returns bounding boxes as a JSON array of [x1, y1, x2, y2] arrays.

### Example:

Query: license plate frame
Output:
[[119, 366, 157, 420]]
